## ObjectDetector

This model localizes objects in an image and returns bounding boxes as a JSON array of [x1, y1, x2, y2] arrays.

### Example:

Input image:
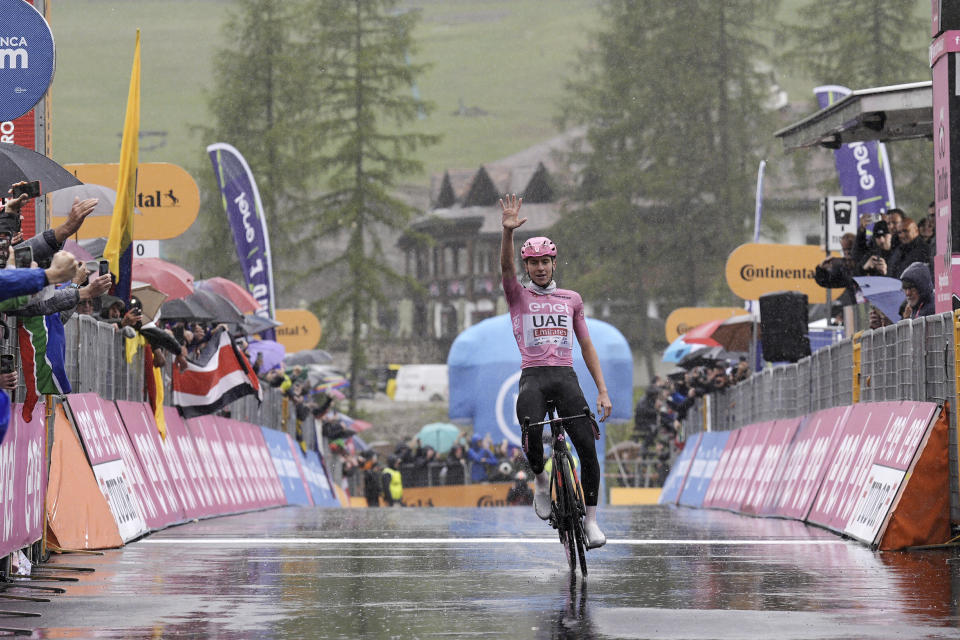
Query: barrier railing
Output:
[[681, 310, 960, 520]]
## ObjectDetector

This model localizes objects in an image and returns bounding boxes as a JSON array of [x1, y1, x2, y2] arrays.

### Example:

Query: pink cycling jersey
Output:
[[503, 276, 589, 368]]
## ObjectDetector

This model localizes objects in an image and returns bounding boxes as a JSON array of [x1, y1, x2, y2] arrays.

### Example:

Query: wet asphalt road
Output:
[[5, 505, 960, 639]]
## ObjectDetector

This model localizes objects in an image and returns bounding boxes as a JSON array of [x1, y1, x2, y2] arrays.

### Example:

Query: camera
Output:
[[98, 260, 110, 277], [13, 245, 32, 269], [10, 181, 41, 200], [0, 354, 15, 374]]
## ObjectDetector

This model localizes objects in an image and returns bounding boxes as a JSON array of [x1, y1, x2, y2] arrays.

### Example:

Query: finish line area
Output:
[[10, 506, 960, 639]]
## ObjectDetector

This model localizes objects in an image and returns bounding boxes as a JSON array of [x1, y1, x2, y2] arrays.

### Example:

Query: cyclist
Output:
[[498, 193, 612, 548]]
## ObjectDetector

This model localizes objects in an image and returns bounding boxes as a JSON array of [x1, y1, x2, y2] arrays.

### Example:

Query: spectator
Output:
[[466, 434, 498, 483], [359, 450, 382, 507], [888, 218, 929, 279], [506, 470, 534, 505], [859, 221, 893, 276], [381, 455, 403, 506], [918, 216, 936, 256], [885, 208, 906, 250], [900, 262, 934, 319]]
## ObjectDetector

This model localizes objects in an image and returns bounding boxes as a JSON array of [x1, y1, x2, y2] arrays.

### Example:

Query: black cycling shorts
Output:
[[515, 366, 599, 506]]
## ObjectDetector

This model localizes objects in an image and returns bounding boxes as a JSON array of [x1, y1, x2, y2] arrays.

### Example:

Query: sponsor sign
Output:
[[724, 422, 773, 511], [664, 307, 747, 343], [658, 433, 701, 505], [701, 429, 742, 508], [401, 482, 518, 507], [844, 464, 906, 544], [0, 402, 45, 558], [54, 163, 200, 240], [740, 418, 802, 515], [188, 416, 245, 512], [822, 196, 858, 252], [725, 243, 842, 304], [163, 407, 219, 519], [261, 426, 312, 506], [678, 431, 731, 508], [217, 417, 286, 509], [0, 0, 55, 122], [2, 110, 39, 238], [932, 48, 959, 312], [68, 394, 151, 540], [302, 449, 339, 507], [115, 401, 185, 528], [275, 308, 322, 353], [765, 408, 849, 519]]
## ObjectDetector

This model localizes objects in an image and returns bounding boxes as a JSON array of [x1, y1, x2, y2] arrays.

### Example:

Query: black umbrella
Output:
[[187, 289, 245, 325], [284, 349, 334, 366], [239, 313, 283, 336], [160, 297, 214, 322], [0, 143, 83, 194]]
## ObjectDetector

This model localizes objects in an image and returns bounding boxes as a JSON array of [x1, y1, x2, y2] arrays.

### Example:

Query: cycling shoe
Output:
[[584, 520, 606, 549], [534, 488, 551, 520]]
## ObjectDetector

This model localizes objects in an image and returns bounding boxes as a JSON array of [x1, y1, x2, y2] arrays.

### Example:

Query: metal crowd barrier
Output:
[[681, 311, 960, 520]]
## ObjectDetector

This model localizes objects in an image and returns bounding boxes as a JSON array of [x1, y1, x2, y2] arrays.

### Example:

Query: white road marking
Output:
[[140, 537, 846, 546]]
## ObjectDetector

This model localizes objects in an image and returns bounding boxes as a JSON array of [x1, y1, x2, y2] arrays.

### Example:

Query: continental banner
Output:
[[725, 243, 843, 304], [401, 482, 518, 507]]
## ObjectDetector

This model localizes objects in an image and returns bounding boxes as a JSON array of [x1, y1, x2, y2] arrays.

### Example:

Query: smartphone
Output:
[[0, 354, 14, 374], [99, 260, 110, 277], [13, 245, 31, 269], [10, 181, 41, 199]]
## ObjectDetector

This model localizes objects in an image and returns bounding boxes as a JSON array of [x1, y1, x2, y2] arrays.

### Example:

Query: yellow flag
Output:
[[104, 29, 140, 301], [153, 365, 167, 441]]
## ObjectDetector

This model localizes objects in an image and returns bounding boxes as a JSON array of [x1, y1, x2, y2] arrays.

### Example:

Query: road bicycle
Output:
[[522, 401, 599, 576]]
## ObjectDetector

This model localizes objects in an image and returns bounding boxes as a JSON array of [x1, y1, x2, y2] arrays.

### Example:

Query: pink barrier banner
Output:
[[187, 416, 244, 513], [68, 394, 150, 540], [286, 433, 314, 506], [806, 402, 932, 534], [215, 418, 285, 509], [765, 407, 850, 519], [701, 428, 742, 508], [233, 421, 287, 506], [163, 408, 220, 519], [706, 422, 772, 511], [115, 401, 186, 528], [1, 403, 46, 558], [840, 402, 939, 544], [741, 417, 803, 515]]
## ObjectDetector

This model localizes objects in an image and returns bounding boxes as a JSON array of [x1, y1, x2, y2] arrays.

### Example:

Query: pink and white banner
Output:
[[68, 394, 149, 540], [741, 417, 803, 515], [214, 417, 285, 510], [0, 403, 46, 558], [701, 429, 742, 508], [115, 401, 186, 528], [186, 416, 243, 514], [704, 422, 771, 511], [163, 408, 221, 519]]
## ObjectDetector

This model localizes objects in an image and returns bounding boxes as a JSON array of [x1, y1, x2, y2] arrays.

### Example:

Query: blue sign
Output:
[[678, 431, 732, 508], [658, 433, 701, 505], [302, 450, 339, 507], [259, 427, 311, 506], [0, 0, 55, 122]]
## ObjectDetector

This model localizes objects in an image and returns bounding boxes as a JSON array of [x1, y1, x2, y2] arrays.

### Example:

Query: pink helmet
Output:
[[520, 236, 557, 259]]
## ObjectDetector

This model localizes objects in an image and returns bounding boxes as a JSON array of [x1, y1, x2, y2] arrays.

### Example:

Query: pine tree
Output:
[[295, 0, 439, 410], [781, 0, 931, 218], [556, 0, 780, 376]]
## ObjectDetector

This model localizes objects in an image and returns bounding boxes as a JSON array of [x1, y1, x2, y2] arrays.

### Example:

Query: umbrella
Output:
[[852, 276, 906, 324], [133, 257, 194, 300], [245, 339, 285, 373], [415, 422, 461, 454], [0, 143, 83, 195], [187, 288, 245, 325], [710, 314, 760, 353], [196, 277, 261, 313], [663, 334, 698, 363], [130, 281, 168, 323], [160, 296, 214, 322], [285, 349, 334, 366], [681, 319, 724, 346], [62, 239, 93, 262], [239, 313, 283, 336], [50, 183, 142, 218], [78, 237, 107, 259], [678, 345, 730, 369]]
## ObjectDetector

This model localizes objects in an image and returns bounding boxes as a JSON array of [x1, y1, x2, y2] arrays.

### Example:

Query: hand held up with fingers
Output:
[[499, 194, 527, 230]]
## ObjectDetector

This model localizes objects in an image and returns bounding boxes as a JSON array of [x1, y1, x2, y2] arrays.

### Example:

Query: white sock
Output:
[[585, 505, 598, 525], [535, 471, 549, 492]]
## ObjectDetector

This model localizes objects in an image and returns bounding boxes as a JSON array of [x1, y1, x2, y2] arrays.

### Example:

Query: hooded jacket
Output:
[[900, 261, 934, 318]]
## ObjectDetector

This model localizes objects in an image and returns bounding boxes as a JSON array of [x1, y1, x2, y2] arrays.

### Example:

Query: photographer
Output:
[[4, 260, 111, 322], [3, 183, 97, 268]]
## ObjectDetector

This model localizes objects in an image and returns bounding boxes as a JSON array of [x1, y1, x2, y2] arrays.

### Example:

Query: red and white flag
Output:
[[171, 332, 261, 418]]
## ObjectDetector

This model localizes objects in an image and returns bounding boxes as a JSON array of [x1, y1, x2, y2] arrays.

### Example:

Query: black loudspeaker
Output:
[[759, 291, 811, 363]]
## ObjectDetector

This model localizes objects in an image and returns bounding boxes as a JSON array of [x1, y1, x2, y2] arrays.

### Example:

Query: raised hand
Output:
[[499, 193, 526, 230]]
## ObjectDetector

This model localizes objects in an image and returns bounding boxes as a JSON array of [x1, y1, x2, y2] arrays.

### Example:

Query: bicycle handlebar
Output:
[[524, 409, 594, 429]]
